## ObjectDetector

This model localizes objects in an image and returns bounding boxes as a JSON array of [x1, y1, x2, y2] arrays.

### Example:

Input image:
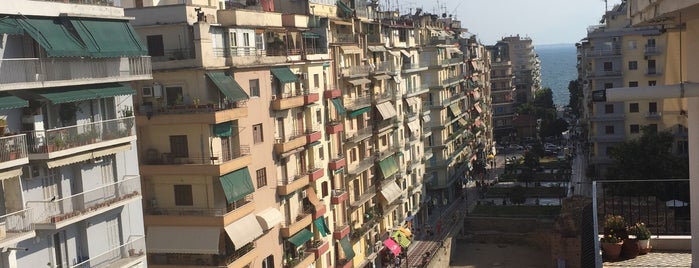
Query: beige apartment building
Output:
[[123, 0, 492, 267]]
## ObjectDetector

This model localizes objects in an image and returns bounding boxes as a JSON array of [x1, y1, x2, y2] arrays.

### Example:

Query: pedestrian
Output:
[[394, 256, 401, 267], [436, 221, 442, 235]]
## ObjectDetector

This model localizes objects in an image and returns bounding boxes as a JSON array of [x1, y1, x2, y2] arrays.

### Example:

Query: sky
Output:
[[380, 0, 624, 45]]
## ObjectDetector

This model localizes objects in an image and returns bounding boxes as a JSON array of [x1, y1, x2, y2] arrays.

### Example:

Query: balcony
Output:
[[0, 134, 28, 170], [341, 65, 372, 77], [585, 49, 621, 57], [405, 85, 429, 97], [350, 187, 376, 209], [304, 90, 320, 104], [145, 195, 255, 228], [0, 56, 152, 91], [308, 167, 325, 182], [329, 156, 346, 171], [136, 101, 248, 126], [645, 112, 662, 119], [150, 243, 257, 268], [344, 95, 372, 111], [332, 33, 356, 43], [374, 62, 395, 74], [274, 131, 306, 154], [402, 62, 430, 73], [31, 0, 117, 6], [29, 175, 141, 230], [278, 174, 310, 196], [367, 34, 381, 44], [441, 57, 464, 66], [373, 90, 393, 103], [287, 252, 314, 268], [331, 189, 349, 204], [305, 127, 322, 144], [218, 8, 282, 27], [307, 239, 330, 258], [333, 223, 351, 239], [151, 48, 195, 63], [25, 117, 135, 160], [326, 120, 344, 134], [347, 156, 375, 175], [324, 88, 342, 99], [280, 209, 312, 237], [589, 114, 625, 122], [441, 76, 464, 87], [140, 146, 252, 177], [0, 209, 35, 248], [345, 127, 373, 143], [646, 68, 662, 76], [644, 46, 662, 55], [72, 235, 146, 268], [336, 259, 354, 268], [591, 70, 622, 78], [272, 92, 305, 110]]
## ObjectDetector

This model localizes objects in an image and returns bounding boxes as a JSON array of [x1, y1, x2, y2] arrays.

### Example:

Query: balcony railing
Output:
[[0, 134, 28, 163], [367, 34, 381, 44], [333, 33, 356, 43], [644, 46, 661, 55], [228, 47, 264, 57], [345, 127, 373, 143], [281, 207, 312, 228], [373, 90, 393, 103], [151, 48, 195, 62], [402, 62, 429, 71], [441, 57, 463, 65], [152, 145, 250, 165], [347, 156, 375, 175], [341, 65, 372, 77], [645, 112, 662, 119], [146, 195, 253, 217], [585, 49, 621, 57], [149, 243, 255, 266], [25, 117, 135, 154], [646, 68, 662, 76], [72, 235, 146, 268], [0, 208, 34, 239], [344, 95, 372, 110], [276, 130, 304, 144], [405, 85, 428, 96], [0, 57, 151, 87], [441, 76, 463, 86], [31, 0, 115, 6], [374, 62, 394, 73], [27, 175, 141, 225], [304, 47, 328, 55]]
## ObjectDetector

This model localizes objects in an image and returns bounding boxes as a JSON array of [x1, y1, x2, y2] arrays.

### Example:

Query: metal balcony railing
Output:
[[333, 33, 356, 43], [347, 156, 375, 175], [345, 127, 373, 143], [228, 47, 264, 56], [275, 130, 304, 144], [151, 48, 195, 62], [441, 57, 463, 65], [374, 62, 394, 73], [24, 117, 135, 154], [27, 175, 141, 224], [341, 65, 372, 76], [72, 235, 146, 268], [281, 206, 312, 227], [405, 85, 428, 96], [344, 95, 372, 110], [367, 34, 381, 44], [0, 134, 28, 163], [0, 208, 34, 237], [585, 49, 621, 57], [644, 46, 661, 55], [147, 195, 253, 217], [0, 57, 151, 86], [441, 76, 463, 86], [154, 145, 250, 165], [373, 90, 393, 103], [304, 47, 329, 55]]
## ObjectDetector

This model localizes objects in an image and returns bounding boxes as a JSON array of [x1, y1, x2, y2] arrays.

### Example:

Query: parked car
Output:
[[509, 144, 524, 150]]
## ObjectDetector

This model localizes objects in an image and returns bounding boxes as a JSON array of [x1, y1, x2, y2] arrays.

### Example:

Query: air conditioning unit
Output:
[[300, 190, 308, 199], [142, 86, 153, 97]]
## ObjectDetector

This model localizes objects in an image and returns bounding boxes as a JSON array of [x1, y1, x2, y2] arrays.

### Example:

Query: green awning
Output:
[[0, 18, 22, 35], [467, 79, 477, 88], [219, 168, 255, 204], [213, 122, 232, 137], [392, 230, 411, 247], [16, 17, 89, 57], [36, 87, 100, 104], [336, 1, 354, 17], [88, 83, 135, 98], [70, 18, 148, 57], [334, 167, 345, 174], [339, 236, 355, 259], [302, 32, 320, 38], [313, 217, 330, 237], [348, 107, 370, 118], [0, 93, 28, 110], [206, 72, 249, 102], [308, 141, 322, 147], [270, 67, 299, 84], [288, 229, 313, 247], [379, 156, 399, 178], [331, 98, 346, 114]]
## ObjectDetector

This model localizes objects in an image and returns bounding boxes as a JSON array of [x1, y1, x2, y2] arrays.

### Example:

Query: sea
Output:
[[535, 43, 578, 108]]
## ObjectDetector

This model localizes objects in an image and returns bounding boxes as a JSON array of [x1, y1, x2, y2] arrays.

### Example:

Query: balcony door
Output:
[[104, 215, 122, 262], [296, 112, 304, 137], [220, 136, 231, 162]]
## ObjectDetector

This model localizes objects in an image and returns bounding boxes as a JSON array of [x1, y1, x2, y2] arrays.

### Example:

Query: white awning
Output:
[[387, 50, 401, 57], [92, 144, 131, 158], [407, 120, 421, 133], [46, 152, 93, 169], [447, 47, 463, 54], [147, 226, 221, 254], [0, 168, 22, 181], [404, 97, 418, 107], [368, 46, 387, 52], [422, 115, 431, 123], [256, 207, 283, 230], [393, 76, 402, 84], [373, 74, 391, 80], [376, 102, 397, 119], [379, 182, 403, 204], [225, 214, 264, 248], [400, 50, 410, 57], [347, 78, 371, 86], [341, 45, 362, 54]]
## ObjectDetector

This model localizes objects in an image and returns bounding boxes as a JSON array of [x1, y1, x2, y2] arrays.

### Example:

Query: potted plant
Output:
[[631, 222, 652, 254], [601, 215, 626, 260]]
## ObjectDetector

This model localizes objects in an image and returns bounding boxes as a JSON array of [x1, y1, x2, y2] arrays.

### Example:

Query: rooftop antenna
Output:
[[604, 0, 608, 12]]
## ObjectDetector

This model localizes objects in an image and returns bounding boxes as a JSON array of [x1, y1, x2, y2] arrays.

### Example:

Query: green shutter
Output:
[[288, 229, 313, 247], [313, 217, 330, 237], [330, 98, 346, 115], [339, 236, 355, 259], [0, 93, 28, 110], [70, 18, 148, 57], [219, 168, 255, 204], [379, 156, 399, 178], [16, 17, 89, 57], [213, 122, 232, 137], [270, 67, 299, 84], [348, 107, 370, 118], [206, 72, 249, 102]]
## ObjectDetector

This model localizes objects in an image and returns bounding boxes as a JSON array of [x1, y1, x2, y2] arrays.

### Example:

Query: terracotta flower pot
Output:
[[622, 238, 640, 259], [601, 241, 623, 260]]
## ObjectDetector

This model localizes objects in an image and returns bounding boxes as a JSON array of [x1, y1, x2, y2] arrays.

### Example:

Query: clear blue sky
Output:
[[381, 0, 623, 45]]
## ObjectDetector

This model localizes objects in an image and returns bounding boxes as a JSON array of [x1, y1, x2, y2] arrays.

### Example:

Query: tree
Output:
[[534, 88, 555, 110], [607, 126, 689, 181], [509, 185, 526, 205], [567, 80, 583, 118]]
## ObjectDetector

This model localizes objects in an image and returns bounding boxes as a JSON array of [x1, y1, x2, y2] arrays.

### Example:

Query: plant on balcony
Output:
[[120, 106, 135, 133], [630, 222, 652, 254]]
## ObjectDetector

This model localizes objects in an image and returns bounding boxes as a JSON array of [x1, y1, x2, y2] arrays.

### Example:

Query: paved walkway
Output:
[[603, 251, 691, 267]]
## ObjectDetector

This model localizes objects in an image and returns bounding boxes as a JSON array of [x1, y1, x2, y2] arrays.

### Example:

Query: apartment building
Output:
[[487, 43, 517, 142], [0, 1, 150, 267], [501, 35, 541, 104], [579, 2, 685, 177]]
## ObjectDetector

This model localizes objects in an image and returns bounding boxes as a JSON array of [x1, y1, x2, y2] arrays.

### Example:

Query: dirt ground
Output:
[[449, 240, 551, 268]]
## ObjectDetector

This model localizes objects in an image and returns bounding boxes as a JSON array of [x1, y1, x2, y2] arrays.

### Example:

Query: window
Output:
[[249, 79, 260, 97], [647, 59, 656, 74], [630, 124, 640, 134], [350, 149, 357, 162], [628, 40, 637, 49], [628, 81, 638, 87], [321, 181, 329, 197], [629, 103, 639, 113], [243, 33, 250, 46], [229, 32, 237, 47], [604, 104, 614, 114], [169, 135, 189, 157], [604, 83, 614, 89], [253, 124, 264, 143], [649, 102, 657, 113], [648, 80, 656, 86], [165, 86, 184, 106], [256, 168, 267, 188], [603, 62, 613, 71], [318, 146, 324, 160], [146, 35, 164, 57], [605, 125, 614, 134], [628, 61, 637, 70], [174, 185, 193, 206], [255, 33, 264, 50], [316, 109, 322, 124], [313, 74, 320, 89], [646, 38, 656, 48], [262, 255, 274, 268]]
